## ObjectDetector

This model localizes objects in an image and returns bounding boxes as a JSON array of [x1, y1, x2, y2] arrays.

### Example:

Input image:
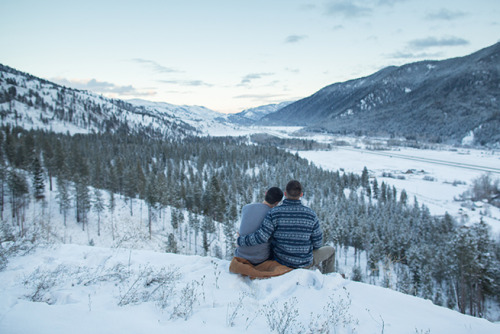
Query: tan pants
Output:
[[310, 246, 335, 274]]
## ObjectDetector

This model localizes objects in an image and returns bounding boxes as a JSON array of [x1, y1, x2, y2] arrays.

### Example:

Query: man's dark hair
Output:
[[265, 187, 284, 205], [285, 180, 302, 199]]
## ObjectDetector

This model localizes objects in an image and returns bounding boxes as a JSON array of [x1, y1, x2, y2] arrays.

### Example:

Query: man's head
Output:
[[285, 180, 303, 200], [265, 187, 284, 206]]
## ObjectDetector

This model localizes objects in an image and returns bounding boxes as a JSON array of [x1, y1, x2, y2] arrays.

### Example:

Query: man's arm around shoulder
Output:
[[311, 217, 323, 250], [237, 211, 276, 247]]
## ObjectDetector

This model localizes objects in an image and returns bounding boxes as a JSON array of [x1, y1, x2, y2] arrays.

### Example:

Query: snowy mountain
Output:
[[126, 98, 242, 135], [0, 63, 290, 138], [0, 64, 237, 138], [260, 42, 500, 146], [227, 101, 294, 125]]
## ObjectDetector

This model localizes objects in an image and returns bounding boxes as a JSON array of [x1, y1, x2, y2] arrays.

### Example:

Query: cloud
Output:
[[285, 67, 300, 74], [132, 58, 181, 74], [233, 93, 288, 103], [323, 0, 408, 18], [324, 1, 372, 18], [285, 35, 308, 43], [300, 3, 316, 11], [160, 79, 213, 87], [239, 73, 274, 86], [53, 78, 155, 96], [377, 0, 408, 6], [425, 8, 467, 21], [408, 36, 469, 49], [388, 51, 443, 60]]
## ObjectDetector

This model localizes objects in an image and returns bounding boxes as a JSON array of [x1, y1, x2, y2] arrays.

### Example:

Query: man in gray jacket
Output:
[[234, 186, 284, 264]]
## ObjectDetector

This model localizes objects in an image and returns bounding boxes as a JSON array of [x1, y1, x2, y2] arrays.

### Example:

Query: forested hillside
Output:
[[1, 125, 499, 319], [0, 64, 198, 138]]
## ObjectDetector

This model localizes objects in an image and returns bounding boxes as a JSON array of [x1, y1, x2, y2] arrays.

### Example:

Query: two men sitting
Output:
[[231, 180, 335, 278]]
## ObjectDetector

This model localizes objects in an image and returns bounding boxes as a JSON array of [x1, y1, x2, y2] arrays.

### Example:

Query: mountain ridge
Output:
[[259, 42, 500, 146], [0, 64, 219, 138], [227, 101, 294, 125]]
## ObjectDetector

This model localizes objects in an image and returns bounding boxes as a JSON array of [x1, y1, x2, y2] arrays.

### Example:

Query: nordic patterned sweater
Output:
[[237, 199, 323, 268]]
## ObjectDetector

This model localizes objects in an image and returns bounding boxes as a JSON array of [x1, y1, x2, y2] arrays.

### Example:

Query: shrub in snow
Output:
[[22, 265, 66, 304], [118, 265, 180, 309], [226, 293, 246, 327], [171, 280, 202, 321], [351, 265, 363, 282], [308, 288, 358, 334], [263, 297, 304, 334]]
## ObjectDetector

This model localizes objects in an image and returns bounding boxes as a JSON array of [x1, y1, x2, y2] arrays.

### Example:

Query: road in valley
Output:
[[337, 147, 500, 175]]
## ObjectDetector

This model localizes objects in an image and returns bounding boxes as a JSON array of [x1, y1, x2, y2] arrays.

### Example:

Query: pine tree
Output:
[[31, 155, 45, 201], [400, 189, 408, 205], [92, 188, 105, 236], [108, 190, 116, 240], [189, 212, 200, 255], [171, 208, 179, 230], [372, 178, 379, 199], [8, 170, 29, 234], [361, 166, 369, 190], [41, 138, 55, 191], [202, 216, 215, 255], [124, 167, 137, 216], [469, 219, 500, 317], [145, 174, 159, 239], [0, 162, 6, 220], [56, 176, 71, 227], [166, 233, 178, 253], [74, 178, 91, 231], [222, 219, 235, 259], [380, 181, 387, 203]]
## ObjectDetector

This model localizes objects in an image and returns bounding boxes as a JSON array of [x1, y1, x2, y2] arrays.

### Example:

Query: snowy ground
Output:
[[298, 146, 500, 236], [1, 244, 499, 334]]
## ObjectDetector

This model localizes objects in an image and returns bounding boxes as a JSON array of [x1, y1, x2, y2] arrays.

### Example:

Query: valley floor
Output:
[[298, 144, 500, 236]]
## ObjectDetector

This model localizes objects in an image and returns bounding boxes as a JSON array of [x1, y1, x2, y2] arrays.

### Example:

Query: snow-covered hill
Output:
[[1, 63, 290, 138], [227, 101, 294, 125], [127, 98, 240, 135], [1, 244, 499, 334], [0, 64, 245, 138]]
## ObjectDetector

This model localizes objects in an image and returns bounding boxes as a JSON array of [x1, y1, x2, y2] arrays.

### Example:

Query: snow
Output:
[[462, 130, 475, 145], [298, 146, 500, 235], [1, 244, 499, 334]]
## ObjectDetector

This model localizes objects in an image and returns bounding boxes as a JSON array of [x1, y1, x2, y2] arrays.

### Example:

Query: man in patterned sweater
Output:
[[237, 180, 335, 273]]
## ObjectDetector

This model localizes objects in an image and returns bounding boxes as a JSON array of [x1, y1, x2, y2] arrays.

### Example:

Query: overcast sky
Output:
[[1, 0, 499, 113]]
